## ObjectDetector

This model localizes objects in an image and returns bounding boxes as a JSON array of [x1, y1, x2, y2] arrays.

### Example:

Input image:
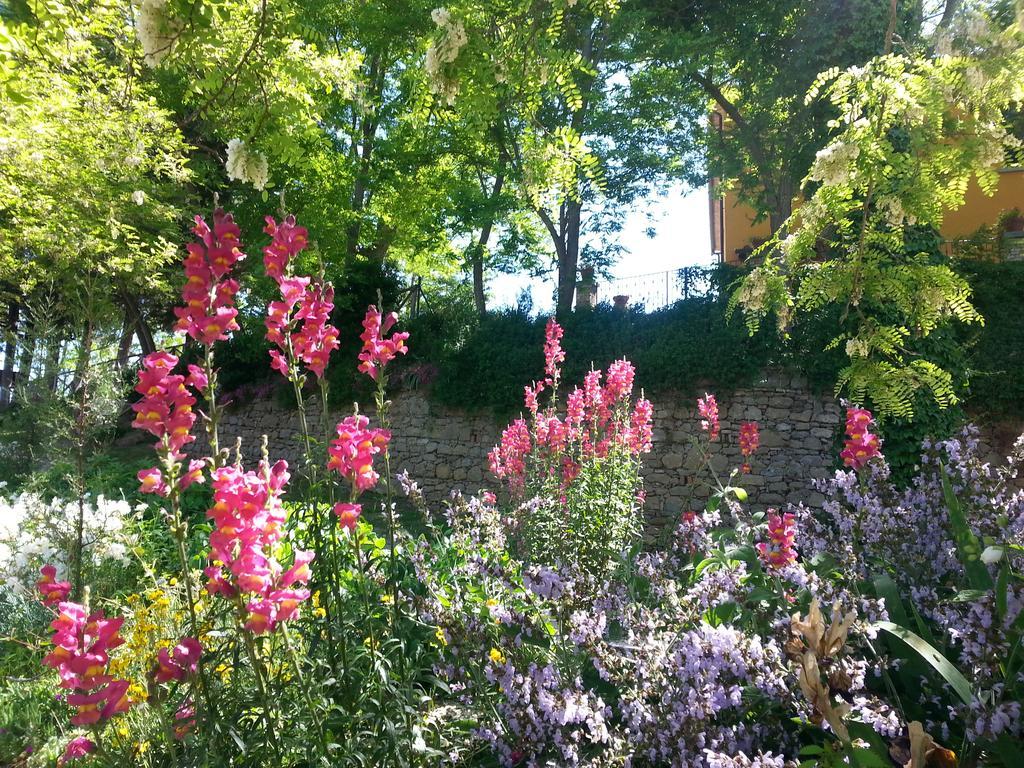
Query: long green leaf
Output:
[[939, 465, 994, 590], [872, 573, 909, 627], [871, 621, 973, 706]]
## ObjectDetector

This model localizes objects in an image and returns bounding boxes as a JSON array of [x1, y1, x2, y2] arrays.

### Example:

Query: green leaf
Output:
[[872, 573, 909, 626], [951, 589, 989, 603], [871, 621, 973, 706], [996, 561, 1009, 620], [940, 466, 993, 590]]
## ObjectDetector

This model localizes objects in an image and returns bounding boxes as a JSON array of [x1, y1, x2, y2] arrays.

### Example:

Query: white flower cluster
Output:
[[808, 140, 860, 187], [314, 50, 363, 100], [135, 0, 181, 68], [226, 138, 270, 191], [845, 337, 870, 358], [0, 490, 137, 596], [877, 196, 916, 227], [425, 8, 468, 105], [735, 268, 770, 312]]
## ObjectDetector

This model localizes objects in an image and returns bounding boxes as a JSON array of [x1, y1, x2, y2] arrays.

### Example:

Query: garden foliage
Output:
[[2, 208, 1024, 768]]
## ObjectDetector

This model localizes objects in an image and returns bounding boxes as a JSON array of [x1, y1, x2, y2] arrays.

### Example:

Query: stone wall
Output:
[[191, 370, 844, 523]]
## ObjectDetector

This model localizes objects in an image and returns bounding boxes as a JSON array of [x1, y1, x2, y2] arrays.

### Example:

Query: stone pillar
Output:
[[575, 266, 597, 310]]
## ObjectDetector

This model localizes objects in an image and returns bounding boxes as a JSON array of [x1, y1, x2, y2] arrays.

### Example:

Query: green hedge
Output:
[[419, 267, 778, 415], [194, 259, 1023, 475], [959, 259, 1024, 418]]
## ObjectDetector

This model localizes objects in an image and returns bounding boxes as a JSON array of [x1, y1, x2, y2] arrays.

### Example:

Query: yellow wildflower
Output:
[[488, 648, 506, 665]]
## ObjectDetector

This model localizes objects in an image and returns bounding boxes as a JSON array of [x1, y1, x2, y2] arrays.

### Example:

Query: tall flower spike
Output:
[[757, 511, 797, 569], [357, 305, 410, 381], [488, 418, 531, 494], [697, 393, 720, 441], [263, 215, 339, 379], [203, 460, 312, 633], [42, 602, 132, 727], [327, 415, 391, 494], [604, 359, 635, 402], [739, 421, 760, 473], [543, 318, 565, 382], [262, 214, 309, 281], [36, 564, 71, 607], [132, 351, 197, 459], [173, 209, 245, 346], [840, 406, 882, 470]]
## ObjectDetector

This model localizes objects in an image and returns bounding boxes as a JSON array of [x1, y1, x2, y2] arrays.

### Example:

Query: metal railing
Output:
[[595, 263, 723, 311]]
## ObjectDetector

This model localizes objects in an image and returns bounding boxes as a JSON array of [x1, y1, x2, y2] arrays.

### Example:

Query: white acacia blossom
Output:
[[0, 491, 138, 595], [807, 140, 860, 187], [135, 0, 181, 68], [225, 138, 270, 191], [426, 8, 468, 105]]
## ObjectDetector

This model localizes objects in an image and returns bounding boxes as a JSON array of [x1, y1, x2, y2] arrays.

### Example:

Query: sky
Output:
[[489, 183, 714, 312]]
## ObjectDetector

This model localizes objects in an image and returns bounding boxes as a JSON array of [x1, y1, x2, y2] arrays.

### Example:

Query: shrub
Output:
[[487, 319, 652, 578], [5, 206, 1023, 768]]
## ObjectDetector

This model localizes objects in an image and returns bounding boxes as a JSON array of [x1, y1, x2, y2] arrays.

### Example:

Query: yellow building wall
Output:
[[942, 169, 1024, 240], [716, 168, 1024, 263]]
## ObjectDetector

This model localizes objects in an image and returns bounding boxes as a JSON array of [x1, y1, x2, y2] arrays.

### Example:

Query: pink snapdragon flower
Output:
[[137, 467, 168, 497], [174, 700, 197, 740], [262, 214, 308, 280], [566, 388, 586, 437], [131, 351, 197, 460], [42, 602, 132, 726], [739, 421, 760, 473], [265, 279, 340, 379], [43, 602, 124, 690], [543, 318, 565, 382], [627, 398, 654, 454], [583, 370, 609, 426], [604, 359, 635, 402], [179, 459, 206, 491], [333, 502, 362, 531], [327, 415, 391, 494], [174, 210, 245, 345], [151, 637, 203, 684], [535, 415, 567, 453], [357, 305, 410, 381], [488, 418, 531, 493], [757, 511, 797, 569], [203, 461, 312, 633], [840, 406, 882, 470], [697, 393, 720, 440], [36, 564, 71, 607], [67, 679, 131, 725], [262, 216, 340, 379], [59, 736, 97, 765], [186, 364, 208, 393]]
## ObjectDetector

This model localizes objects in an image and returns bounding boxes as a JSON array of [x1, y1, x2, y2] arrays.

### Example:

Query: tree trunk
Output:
[[556, 200, 582, 316], [768, 177, 794, 236], [472, 173, 506, 316], [123, 294, 155, 357], [69, 320, 93, 395], [44, 335, 61, 394], [1, 302, 18, 408], [18, 324, 35, 391], [116, 309, 134, 371], [346, 56, 383, 259]]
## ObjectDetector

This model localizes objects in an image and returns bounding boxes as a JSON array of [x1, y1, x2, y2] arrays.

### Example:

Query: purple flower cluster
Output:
[[791, 426, 1024, 743], [480, 661, 612, 767], [613, 623, 790, 766]]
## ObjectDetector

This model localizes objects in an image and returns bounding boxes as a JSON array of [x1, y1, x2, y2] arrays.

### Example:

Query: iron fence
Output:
[[595, 263, 723, 311]]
